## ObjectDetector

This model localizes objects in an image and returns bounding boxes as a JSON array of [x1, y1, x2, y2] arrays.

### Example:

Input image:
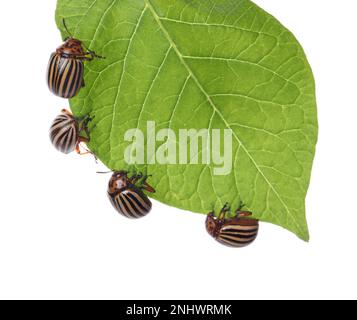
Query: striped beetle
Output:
[[49, 109, 92, 155], [206, 203, 259, 248], [47, 19, 104, 99], [107, 171, 155, 219]]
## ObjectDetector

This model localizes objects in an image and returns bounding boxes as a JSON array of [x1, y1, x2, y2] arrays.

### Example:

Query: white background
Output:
[[0, 0, 356, 300]]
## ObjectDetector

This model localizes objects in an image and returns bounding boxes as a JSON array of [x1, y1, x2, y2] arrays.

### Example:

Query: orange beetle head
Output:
[[57, 38, 85, 56], [109, 171, 129, 192]]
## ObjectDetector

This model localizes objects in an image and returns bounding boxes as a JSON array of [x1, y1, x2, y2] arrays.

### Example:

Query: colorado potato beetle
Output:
[[206, 203, 259, 248], [47, 19, 104, 99], [107, 171, 155, 219], [49, 109, 92, 155]]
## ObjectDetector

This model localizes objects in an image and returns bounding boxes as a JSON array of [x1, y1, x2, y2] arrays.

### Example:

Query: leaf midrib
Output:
[[144, 0, 303, 235]]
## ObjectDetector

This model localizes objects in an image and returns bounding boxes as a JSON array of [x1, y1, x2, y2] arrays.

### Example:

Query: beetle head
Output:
[[109, 171, 129, 191], [57, 38, 84, 56], [205, 213, 218, 238], [64, 38, 82, 47]]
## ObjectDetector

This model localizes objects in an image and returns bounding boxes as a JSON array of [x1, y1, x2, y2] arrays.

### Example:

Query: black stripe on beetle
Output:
[[206, 203, 259, 248], [107, 171, 155, 219], [46, 19, 104, 99]]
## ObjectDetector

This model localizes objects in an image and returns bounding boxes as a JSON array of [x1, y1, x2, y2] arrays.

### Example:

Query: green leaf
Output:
[[55, 0, 318, 241]]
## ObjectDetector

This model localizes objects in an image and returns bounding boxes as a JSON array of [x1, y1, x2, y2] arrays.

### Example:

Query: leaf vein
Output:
[[145, 0, 303, 235], [109, 5, 148, 160]]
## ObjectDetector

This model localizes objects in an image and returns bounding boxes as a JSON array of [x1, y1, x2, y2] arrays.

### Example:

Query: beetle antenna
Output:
[[96, 171, 113, 174], [62, 18, 73, 38], [238, 201, 246, 211]]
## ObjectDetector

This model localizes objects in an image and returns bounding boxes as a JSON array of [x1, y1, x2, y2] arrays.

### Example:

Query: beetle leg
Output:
[[75, 142, 90, 155], [141, 174, 151, 183], [237, 201, 245, 211], [83, 125, 90, 139], [129, 172, 142, 185], [74, 54, 94, 61], [142, 182, 156, 194], [76, 51, 105, 61], [132, 173, 155, 193], [218, 203, 230, 220], [78, 136, 89, 144], [140, 174, 155, 193], [236, 210, 253, 218], [76, 138, 90, 155], [128, 172, 155, 193], [235, 201, 252, 218], [87, 51, 105, 60], [131, 172, 143, 183], [76, 140, 98, 162], [76, 138, 89, 154], [79, 118, 92, 141]]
